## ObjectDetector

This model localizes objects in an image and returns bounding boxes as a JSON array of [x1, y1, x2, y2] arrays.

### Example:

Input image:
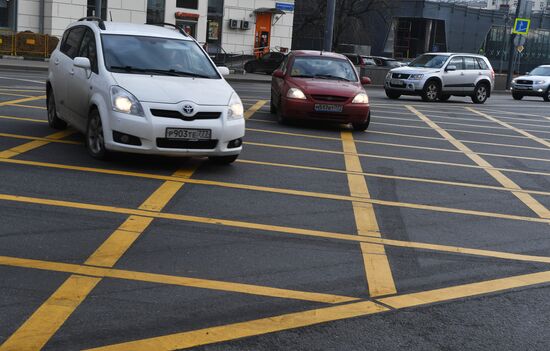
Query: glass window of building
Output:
[[177, 0, 199, 9], [147, 0, 166, 24], [0, 0, 16, 30], [87, 0, 108, 20], [207, 0, 224, 50]]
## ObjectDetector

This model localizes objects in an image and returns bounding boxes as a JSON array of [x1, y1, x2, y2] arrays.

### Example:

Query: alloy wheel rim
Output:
[[427, 84, 437, 100], [477, 86, 487, 101], [88, 116, 104, 154]]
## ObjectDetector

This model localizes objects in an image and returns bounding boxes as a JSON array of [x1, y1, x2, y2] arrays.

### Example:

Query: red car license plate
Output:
[[314, 104, 343, 113]]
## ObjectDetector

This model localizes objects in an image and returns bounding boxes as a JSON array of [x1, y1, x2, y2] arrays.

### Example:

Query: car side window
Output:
[[476, 58, 489, 70], [464, 57, 478, 70], [60, 26, 86, 59], [78, 29, 98, 74], [448, 57, 464, 70], [280, 55, 290, 74]]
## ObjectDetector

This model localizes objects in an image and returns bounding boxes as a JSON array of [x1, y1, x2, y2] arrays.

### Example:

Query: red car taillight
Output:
[[491, 69, 495, 80]]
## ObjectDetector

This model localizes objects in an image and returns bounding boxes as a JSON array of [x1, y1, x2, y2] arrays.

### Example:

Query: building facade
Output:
[[0, 0, 294, 55], [486, 0, 550, 12]]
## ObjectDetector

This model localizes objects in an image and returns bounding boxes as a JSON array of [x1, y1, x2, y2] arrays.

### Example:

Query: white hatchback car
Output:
[[47, 18, 245, 164]]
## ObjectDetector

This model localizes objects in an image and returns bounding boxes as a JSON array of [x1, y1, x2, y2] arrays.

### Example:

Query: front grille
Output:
[[390, 83, 406, 88], [311, 95, 349, 102], [516, 80, 533, 85], [150, 109, 221, 120], [156, 138, 218, 149], [392, 73, 410, 79]]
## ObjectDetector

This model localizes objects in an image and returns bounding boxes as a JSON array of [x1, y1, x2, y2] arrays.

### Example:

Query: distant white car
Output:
[[47, 18, 244, 164], [511, 65, 550, 102]]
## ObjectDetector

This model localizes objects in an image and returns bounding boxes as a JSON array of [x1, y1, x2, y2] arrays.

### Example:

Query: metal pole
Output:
[[323, 0, 336, 51], [506, 0, 522, 90], [39, 0, 45, 34], [96, 0, 103, 19]]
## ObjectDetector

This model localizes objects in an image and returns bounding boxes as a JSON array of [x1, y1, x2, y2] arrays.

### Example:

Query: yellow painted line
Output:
[[85, 301, 388, 351], [138, 181, 183, 212], [0, 132, 80, 145], [467, 107, 550, 149], [379, 269, 550, 309], [342, 131, 396, 297], [7, 103, 46, 110], [245, 141, 550, 178], [0, 94, 45, 107], [0, 275, 100, 351], [2, 193, 550, 265], [0, 91, 33, 98], [408, 106, 550, 220], [0, 115, 47, 123], [468, 107, 550, 119], [244, 100, 268, 119], [0, 88, 44, 93], [0, 255, 357, 304], [377, 113, 550, 129], [376, 115, 512, 131], [0, 129, 75, 159]]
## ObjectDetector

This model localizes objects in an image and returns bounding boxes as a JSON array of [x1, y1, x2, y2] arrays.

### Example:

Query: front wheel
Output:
[[385, 90, 401, 100], [352, 112, 371, 132], [47, 89, 67, 130], [270, 94, 277, 114], [471, 84, 489, 104], [86, 110, 108, 160], [276, 98, 288, 124], [544, 89, 550, 102], [422, 81, 440, 102], [209, 154, 239, 165], [512, 92, 524, 100], [244, 62, 255, 73]]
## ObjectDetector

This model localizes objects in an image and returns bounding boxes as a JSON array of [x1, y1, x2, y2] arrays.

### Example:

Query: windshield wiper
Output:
[[314, 74, 351, 81], [109, 66, 211, 78], [169, 70, 212, 79]]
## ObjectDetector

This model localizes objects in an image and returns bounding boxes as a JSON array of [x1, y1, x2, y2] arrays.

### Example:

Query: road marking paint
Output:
[[0, 132, 80, 144], [379, 269, 550, 309], [0, 87, 44, 92], [138, 181, 183, 212], [84, 301, 388, 351], [342, 131, 396, 297], [0, 275, 100, 351], [7, 103, 46, 110], [467, 107, 550, 149], [244, 100, 268, 119], [460, 107, 550, 119], [2, 193, 550, 264], [0, 95, 45, 107], [0, 115, 47, 123], [0, 255, 357, 304], [0, 92, 33, 98], [0, 129, 75, 159], [0, 76, 45, 84], [407, 106, 550, 220]]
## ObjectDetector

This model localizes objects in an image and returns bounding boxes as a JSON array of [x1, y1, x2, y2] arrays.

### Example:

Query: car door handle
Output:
[[69, 69, 75, 75], [54, 59, 60, 65], [460, 72, 465, 76]]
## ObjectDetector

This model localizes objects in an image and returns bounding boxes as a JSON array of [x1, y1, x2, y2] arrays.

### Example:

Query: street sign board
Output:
[[517, 45, 525, 53], [275, 2, 295, 12], [512, 18, 531, 35]]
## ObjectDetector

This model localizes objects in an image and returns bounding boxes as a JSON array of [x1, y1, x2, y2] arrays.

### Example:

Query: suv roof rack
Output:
[[146, 22, 190, 38], [78, 16, 106, 30]]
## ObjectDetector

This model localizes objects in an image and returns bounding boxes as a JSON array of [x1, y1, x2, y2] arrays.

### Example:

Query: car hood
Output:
[[111, 73, 234, 105], [514, 75, 550, 82], [389, 67, 442, 75], [292, 78, 362, 96]]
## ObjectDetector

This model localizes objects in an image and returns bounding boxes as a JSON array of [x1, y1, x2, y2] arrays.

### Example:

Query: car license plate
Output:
[[314, 104, 343, 113], [391, 79, 405, 86], [515, 86, 530, 90], [165, 128, 211, 140]]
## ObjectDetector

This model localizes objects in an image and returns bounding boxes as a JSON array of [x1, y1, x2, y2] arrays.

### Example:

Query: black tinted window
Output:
[[60, 27, 86, 59], [448, 57, 464, 70], [79, 29, 98, 73]]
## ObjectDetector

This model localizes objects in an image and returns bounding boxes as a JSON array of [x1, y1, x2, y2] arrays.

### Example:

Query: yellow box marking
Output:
[[0, 129, 75, 159], [84, 301, 388, 351], [0, 115, 47, 123], [341, 131, 396, 297], [8, 103, 47, 110], [0, 275, 100, 351], [0, 92, 33, 98], [138, 181, 184, 212], [0, 95, 45, 107], [407, 106, 550, 220], [467, 107, 550, 149], [244, 100, 267, 119]]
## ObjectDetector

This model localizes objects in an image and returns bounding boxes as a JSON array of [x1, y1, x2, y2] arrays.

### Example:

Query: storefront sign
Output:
[[275, 2, 294, 12], [175, 12, 200, 21]]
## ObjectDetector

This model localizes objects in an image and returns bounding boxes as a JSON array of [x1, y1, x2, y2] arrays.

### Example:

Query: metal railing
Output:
[[0, 31, 59, 58]]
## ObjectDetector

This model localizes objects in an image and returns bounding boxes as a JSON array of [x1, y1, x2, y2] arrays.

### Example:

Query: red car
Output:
[[270, 50, 372, 131]]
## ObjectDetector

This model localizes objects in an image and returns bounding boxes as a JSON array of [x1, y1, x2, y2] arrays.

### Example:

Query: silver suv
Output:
[[511, 65, 550, 102], [384, 53, 495, 104]]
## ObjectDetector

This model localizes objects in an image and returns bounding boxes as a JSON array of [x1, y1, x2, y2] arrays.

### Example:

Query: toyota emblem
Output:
[[182, 104, 194, 115]]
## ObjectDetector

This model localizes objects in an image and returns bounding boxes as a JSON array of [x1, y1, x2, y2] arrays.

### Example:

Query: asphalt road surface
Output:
[[0, 69, 549, 351]]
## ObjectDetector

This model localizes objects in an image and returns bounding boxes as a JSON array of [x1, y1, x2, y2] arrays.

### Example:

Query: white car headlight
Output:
[[110, 86, 145, 117], [534, 80, 547, 84], [287, 88, 306, 100], [227, 93, 244, 120], [409, 74, 424, 80], [512, 79, 517, 84], [352, 93, 369, 104]]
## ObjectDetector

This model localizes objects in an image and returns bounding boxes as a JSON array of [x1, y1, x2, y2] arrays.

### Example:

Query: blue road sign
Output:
[[276, 2, 295, 12], [512, 18, 531, 35]]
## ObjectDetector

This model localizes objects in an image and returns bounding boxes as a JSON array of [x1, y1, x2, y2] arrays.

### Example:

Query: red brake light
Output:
[[491, 69, 495, 80]]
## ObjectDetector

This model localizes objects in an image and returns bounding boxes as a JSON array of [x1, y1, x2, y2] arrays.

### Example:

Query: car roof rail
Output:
[[78, 16, 106, 30], [146, 22, 190, 38]]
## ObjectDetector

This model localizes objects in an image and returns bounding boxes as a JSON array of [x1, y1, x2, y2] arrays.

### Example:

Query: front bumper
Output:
[[384, 78, 425, 95], [511, 83, 549, 96], [281, 97, 369, 124], [103, 102, 245, 157]]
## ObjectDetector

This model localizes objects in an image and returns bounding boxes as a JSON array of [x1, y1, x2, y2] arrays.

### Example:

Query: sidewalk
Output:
[[0, 57, 272, 83]]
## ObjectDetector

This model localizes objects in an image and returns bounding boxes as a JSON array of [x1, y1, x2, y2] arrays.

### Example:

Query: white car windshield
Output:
[[290, 57, 358, 82], [529, 67, 550, 76], [408, 54, 449, 68], [102, 34, 219, 79]]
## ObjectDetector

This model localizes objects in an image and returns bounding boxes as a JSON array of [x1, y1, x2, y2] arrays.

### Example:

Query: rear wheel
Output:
[[422, 81, 440, 102], [512, 92, 524, 100], [86, 109, 108, 160], [544, 88, 550, 102], [209, 154, 239, 165], [244, 62, 255, 73], [47, 89, 67, 130], [439, 94, 451, 102], [385, 90, 401, 100], [352, 112, 371, 132], [471, 83, 489, 104]]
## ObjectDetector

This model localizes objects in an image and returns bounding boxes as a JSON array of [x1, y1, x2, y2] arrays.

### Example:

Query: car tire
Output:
[[270, 94, 277, 114], [244, 62, 255, 74], [471, 83, 489, 104], [439, 94, 451, 102], [385, 90, 401, 100], [421, 80, 440, 102], [209, 154, 239, 165], [276, 98, 288, 124], [47, 89, 67, 130], [352, 112, 371, 132], [86, 109, 108, 160], [512, 92, 524, 100], [544, 88, 550, 102]]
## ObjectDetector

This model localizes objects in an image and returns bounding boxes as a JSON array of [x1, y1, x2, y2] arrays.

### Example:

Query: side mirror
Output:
[[218, 66, 230, 76], [360, 76, 372, 85], [74, 57, 91, 70], [273, 70, 285, 78], [525, 72, 530, 75], [446, 65, 457, 72]]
